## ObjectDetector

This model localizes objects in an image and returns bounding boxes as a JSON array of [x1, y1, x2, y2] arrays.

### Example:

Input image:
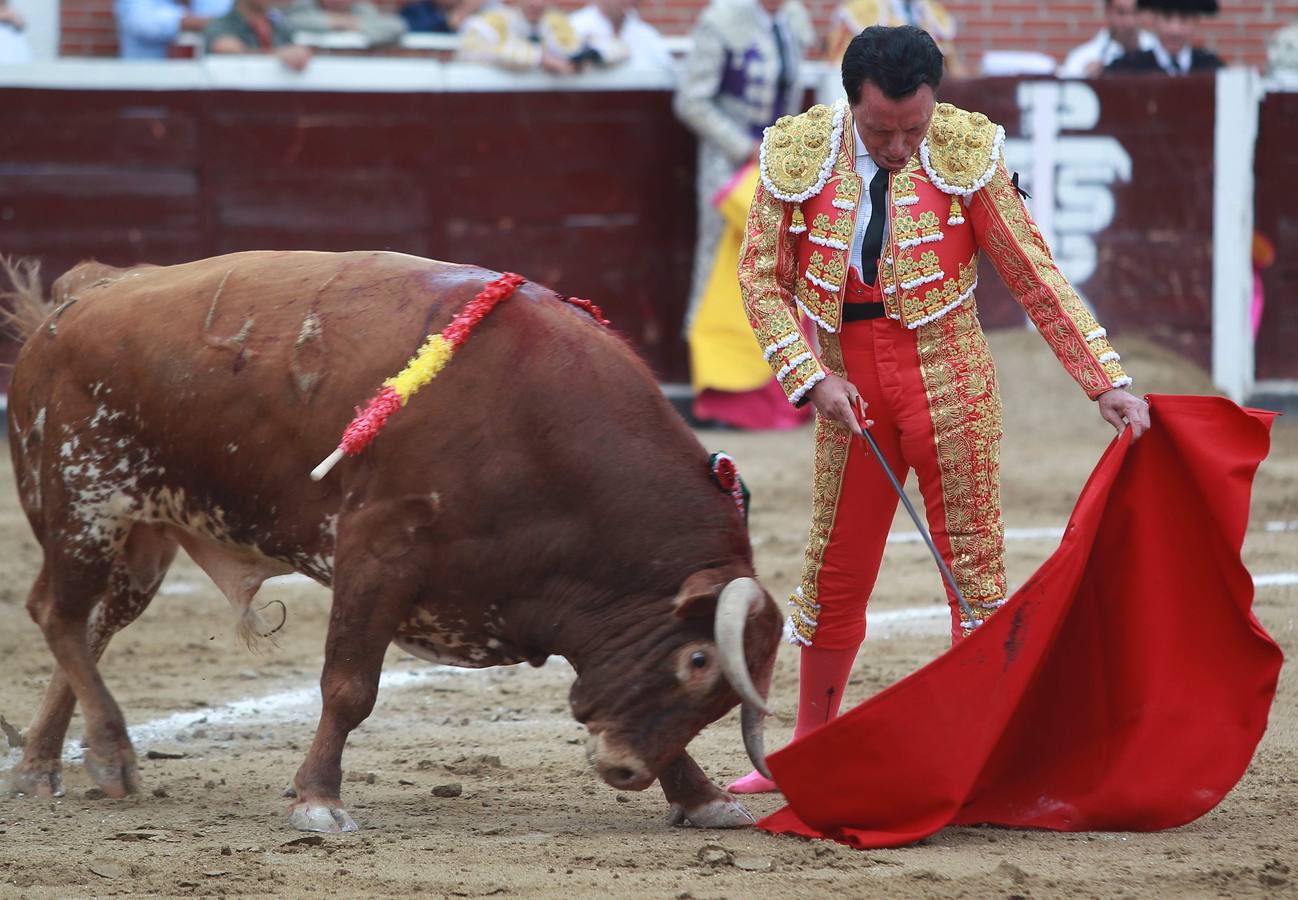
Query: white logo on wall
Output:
[[1003, 82, 1131, 306]]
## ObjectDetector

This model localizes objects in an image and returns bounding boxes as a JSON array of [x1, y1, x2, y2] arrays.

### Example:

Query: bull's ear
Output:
[[672, 568, 727, 619]]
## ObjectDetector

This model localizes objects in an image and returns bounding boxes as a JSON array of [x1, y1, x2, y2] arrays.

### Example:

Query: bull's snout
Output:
[[586, 732, 655, 791]]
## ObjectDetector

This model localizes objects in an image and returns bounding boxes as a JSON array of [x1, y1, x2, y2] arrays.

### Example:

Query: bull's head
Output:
[[569, 568, 782, 791]]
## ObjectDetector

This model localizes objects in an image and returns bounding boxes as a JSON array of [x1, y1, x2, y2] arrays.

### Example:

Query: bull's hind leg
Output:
[[15, 524, 177, 799], [10, 565, 68, 797]]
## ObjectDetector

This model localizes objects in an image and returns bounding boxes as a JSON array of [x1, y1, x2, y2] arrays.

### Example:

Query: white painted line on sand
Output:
[[7, 571, 1291, 774], [870, 606, 946, 623], [867, 570, 1297, 631], [1255, 572, 1298, 588], [0, 667, 467, 770]]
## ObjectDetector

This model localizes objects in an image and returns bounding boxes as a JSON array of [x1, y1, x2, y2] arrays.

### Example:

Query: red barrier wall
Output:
[[0, 75, 1288, 390], [1254, 90, 1298, 381], [0, 86, 696, 381]]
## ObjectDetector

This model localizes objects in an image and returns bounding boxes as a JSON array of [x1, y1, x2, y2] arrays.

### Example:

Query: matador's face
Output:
[[851, 82, 936, 172]]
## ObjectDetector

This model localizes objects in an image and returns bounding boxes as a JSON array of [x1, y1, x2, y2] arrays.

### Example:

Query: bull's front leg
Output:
[[659, 752, 756, 828], [289, 541, 418, 833]]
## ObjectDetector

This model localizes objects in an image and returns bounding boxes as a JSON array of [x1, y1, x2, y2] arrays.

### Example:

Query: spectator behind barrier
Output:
[[674, 0, 814, 430], [826, 0, 961, 77], [568, 0, 675, 72], [285, 0, 408, 46], [1058, 0, 1159, 78], [0, 0, 30, 64], [206, 0, 313, 70], [1107, 0, 1222, 75], [116, 0, 233, 59], [457, 0, 582, 74], [400, 0, 488, 33]]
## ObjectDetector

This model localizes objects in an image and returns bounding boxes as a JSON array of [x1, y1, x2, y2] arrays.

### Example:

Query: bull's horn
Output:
[[741, 701, 772, 781], [714, 578, 770, 714]]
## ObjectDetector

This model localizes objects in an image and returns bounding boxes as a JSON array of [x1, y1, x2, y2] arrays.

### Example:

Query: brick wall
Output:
[[60, 0, 121, 57], [57, 0, 1298, 69]]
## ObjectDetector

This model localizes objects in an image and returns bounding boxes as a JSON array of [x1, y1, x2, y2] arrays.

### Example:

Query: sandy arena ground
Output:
[[0, 330, 1295, 899]]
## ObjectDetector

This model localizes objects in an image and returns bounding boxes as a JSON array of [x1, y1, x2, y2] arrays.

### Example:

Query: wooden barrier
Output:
[[0, 63, 1290, 395], [1254, 89, 1298, 382]]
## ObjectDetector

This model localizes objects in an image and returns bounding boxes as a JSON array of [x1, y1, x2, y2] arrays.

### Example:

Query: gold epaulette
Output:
[[758, 100, 849, 204], [919, 103, 1005, 197]]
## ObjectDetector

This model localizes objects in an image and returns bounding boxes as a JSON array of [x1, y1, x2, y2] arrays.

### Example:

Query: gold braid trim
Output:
[[739, 181, 826, 405], [914, 303, 1007, 636], [788, 328, 851, 646], [973, 161, 1130, 398]]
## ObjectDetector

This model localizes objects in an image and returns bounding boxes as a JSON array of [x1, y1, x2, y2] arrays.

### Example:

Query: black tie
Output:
[[860, 167, 889, 286]]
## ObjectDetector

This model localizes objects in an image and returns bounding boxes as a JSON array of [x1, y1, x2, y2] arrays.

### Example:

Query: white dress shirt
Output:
[[848, 123, 887, 280], [568, 5, 674, 72], [1152, 42, 1194, 75], [0, 15, 30, 63], [116, 0, 232, 59]]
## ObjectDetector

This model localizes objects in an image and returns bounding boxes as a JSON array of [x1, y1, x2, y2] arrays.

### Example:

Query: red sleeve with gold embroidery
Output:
[[969, 161, 1131, 399], [737, 180, 826, 406]]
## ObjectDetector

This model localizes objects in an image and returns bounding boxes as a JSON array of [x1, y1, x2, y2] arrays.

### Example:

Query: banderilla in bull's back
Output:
[[1, 250, 782, 832]]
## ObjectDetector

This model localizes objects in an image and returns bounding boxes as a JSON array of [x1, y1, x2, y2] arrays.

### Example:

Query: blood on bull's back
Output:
[[3, 250, 782, 834]]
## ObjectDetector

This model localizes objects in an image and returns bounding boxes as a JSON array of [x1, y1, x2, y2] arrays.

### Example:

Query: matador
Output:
[[729, 25, 1150, 794]]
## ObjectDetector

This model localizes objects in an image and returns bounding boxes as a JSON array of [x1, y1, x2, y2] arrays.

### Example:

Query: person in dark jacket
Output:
[[399, 0, 486, 33], [1106, 0, 1222, 74]]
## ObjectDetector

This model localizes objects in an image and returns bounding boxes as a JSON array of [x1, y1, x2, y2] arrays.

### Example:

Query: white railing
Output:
[[172, 28, 693, 56], [0, 54, 835, 94]]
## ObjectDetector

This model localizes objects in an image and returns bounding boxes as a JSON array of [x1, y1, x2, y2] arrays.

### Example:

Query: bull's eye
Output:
[[690, 650, 708, 669]]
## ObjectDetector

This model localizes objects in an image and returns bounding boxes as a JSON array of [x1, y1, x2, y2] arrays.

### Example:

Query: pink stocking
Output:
[[727, 644, 859, 794]]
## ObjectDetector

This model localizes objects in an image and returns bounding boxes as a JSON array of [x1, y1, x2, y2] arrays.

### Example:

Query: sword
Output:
[[855, 399, 978, 629]]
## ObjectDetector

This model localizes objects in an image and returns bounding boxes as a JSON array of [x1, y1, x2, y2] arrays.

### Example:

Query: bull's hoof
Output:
[[666, 798, 756, 829], [8, 760, 65, 798], [289, 802, 359, 833], [83, 747, 141, 799]]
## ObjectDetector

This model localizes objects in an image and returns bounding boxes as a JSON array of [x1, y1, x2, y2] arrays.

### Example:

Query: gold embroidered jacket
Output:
[[738, 100, 1131, 405]]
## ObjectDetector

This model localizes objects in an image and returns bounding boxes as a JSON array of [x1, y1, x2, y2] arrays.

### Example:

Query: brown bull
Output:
[[3, 251, 782, 832]]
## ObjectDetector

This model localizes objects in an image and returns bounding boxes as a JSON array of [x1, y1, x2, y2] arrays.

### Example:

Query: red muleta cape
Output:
[[759, 394, 1282, 848]]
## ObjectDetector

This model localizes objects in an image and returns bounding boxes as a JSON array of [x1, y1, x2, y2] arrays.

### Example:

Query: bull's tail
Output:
[[0, 256, 53, 344]]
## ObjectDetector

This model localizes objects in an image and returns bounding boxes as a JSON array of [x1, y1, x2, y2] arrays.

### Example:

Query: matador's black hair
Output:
[[841, 25, 945, 105]]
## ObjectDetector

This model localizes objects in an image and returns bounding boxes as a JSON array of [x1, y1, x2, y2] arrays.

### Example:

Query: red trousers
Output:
[[788, 278, 1008, 649]]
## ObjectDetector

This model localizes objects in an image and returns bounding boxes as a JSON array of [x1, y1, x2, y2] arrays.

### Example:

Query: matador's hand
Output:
[[807, 374, 874, 437], [1097, 388, 1150, 441]]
